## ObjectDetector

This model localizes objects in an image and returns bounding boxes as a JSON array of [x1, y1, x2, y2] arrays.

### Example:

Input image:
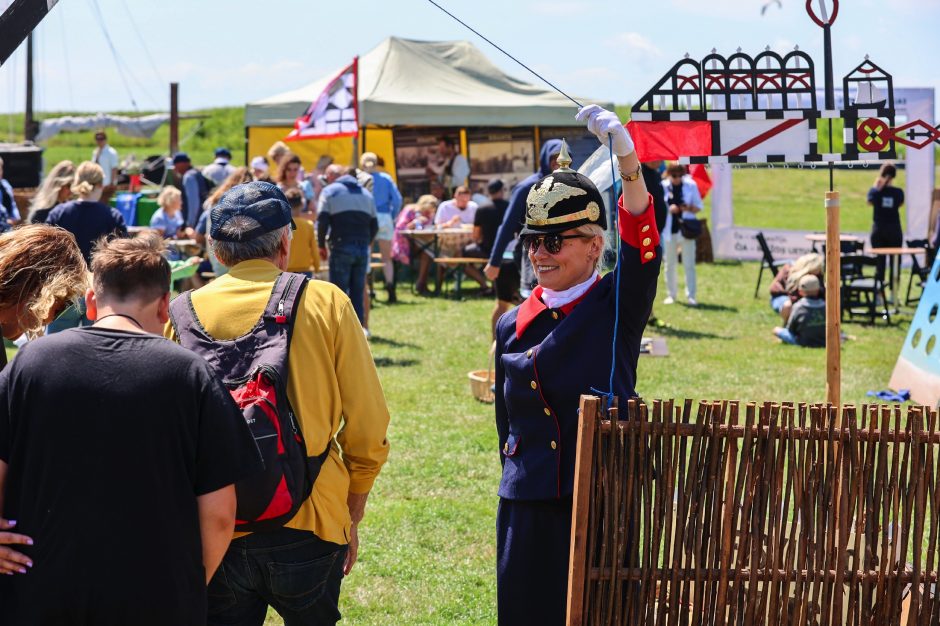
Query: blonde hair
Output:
[[71, 161, 104, 198], [574, 223, 610, 273], [0, 224, 89, 338], [29, 160, 75, 220], [786, 252, 824, 293], [157, 186, 182, 209]]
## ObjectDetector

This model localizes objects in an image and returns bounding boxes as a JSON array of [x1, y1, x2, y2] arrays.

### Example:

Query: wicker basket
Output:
[[468, 369, 496, 403], [468, 341, 496, 403]]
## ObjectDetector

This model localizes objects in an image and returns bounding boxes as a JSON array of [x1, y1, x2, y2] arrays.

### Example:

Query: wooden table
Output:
[[805, 232, 863, 253], [869, 246, 927, 310], [400, 228, 475, 294]]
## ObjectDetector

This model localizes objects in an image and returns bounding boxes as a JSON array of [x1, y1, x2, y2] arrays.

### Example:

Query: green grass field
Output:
[[278, 260, 908, 625], [0, 107, 929, 623]]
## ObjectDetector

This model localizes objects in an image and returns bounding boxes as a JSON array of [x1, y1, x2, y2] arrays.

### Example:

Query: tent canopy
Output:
[[245, 37, 611, 128]]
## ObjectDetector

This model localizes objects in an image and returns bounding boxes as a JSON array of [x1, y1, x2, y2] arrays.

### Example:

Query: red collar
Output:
[[515, 276, 600, 339]]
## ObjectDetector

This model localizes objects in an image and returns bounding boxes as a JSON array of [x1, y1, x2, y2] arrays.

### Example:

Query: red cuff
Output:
[[617, 193, 659, 264]]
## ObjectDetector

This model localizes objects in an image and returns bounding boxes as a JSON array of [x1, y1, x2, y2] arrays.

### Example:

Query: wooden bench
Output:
[[433, 257, 486, 298]]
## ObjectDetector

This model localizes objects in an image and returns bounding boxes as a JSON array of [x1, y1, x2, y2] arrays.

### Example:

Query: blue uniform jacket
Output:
[[494, 195, 661, 501]]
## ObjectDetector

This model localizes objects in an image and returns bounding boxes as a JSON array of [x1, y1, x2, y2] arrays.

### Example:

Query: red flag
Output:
[[688, 164, 711, 199], [626, 120, 712, 161], [286, 58, 359, 141]]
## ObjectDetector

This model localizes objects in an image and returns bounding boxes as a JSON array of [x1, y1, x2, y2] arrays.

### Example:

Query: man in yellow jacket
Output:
[[166, 181, 390, 626]]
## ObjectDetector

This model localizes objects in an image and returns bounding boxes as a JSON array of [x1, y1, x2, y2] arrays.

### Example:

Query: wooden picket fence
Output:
[[566, 397, 940, 626]]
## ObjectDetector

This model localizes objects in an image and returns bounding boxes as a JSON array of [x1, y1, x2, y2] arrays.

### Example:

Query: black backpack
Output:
[[169, 272, 329, 532]]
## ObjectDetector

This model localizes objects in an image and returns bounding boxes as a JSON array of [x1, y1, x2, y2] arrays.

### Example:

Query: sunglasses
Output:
[[521, 233, 592, 255]]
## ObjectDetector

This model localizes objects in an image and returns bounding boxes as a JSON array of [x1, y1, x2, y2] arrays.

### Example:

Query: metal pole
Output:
[[169, 82, 179, 155], [825, 190, 841, 406]]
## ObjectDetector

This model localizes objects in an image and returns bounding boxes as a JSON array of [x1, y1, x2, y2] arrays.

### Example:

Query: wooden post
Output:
[[24, 34, 35, 142], [169, 83, 179, 155], [825, 191, 841, 407], [566, 394, 601, 626]]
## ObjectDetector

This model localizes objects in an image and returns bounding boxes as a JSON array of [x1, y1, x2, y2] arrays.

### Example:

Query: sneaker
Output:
[[687, 297, 698, 306], [663, 296, 675, 305]]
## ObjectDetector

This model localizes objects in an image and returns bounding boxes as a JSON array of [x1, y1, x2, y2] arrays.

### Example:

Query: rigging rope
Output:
[[86, 0, 139, 111]]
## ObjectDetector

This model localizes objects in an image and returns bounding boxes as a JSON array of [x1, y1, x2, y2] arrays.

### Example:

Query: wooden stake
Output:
[[170, 83, 179, 155], [825, 191, 841, 407], [567, 395, 601, 626]]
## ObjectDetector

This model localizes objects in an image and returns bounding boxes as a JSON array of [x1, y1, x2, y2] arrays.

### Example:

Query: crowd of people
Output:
[[0, 103, 920, 625]]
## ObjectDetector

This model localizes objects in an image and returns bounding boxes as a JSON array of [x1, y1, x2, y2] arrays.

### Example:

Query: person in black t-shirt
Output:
[[46, 161, 128, 264], [867, 162, 905, 281], [466, 178, 519, 337], [0, 234, 261, 626]]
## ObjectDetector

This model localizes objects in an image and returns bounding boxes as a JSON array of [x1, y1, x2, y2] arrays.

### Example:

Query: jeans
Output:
[[328, 241, 370, 324], [207, 527, 347, 626], [774, 327, 797, 345], [664, 235, 697, 300]]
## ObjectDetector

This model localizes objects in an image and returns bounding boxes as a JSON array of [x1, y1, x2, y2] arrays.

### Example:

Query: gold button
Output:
[[641, 224, 650, 233], [552, 311, 559, 320], [550, 441, 557, 450], [644, 251, 655, 260], [642, 237, 652, 246], [530, 380, 537, 390], [543, 408, 551, 416], [526, 349, 533, 358]]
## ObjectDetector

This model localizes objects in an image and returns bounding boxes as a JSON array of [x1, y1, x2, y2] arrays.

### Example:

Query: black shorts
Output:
[[495, 260, 520, 302]]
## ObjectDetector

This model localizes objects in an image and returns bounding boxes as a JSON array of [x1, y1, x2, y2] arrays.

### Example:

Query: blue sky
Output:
[[1, 0, 938, 116]]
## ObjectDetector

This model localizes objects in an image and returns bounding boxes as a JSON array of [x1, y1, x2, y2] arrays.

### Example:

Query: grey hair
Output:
[[211, 216, 290, 267], [574, 223, 611, 273]]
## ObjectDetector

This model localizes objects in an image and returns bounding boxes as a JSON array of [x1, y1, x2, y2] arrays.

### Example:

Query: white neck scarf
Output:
[[540, 271, 599, 310]]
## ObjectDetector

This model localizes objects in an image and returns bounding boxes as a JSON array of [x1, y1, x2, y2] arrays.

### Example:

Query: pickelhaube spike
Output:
[[555, 139, 574, 172]]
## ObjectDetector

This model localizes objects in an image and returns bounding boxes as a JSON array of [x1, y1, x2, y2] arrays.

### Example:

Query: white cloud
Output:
[[606, 32, 662, 60]]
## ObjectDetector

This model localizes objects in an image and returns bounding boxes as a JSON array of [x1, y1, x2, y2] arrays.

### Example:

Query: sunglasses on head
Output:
[[521, 233, 591, 255]]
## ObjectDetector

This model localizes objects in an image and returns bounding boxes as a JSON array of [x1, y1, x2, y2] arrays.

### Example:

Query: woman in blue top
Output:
[[494, 105, 661, 625], [150, 187, 188, 239]]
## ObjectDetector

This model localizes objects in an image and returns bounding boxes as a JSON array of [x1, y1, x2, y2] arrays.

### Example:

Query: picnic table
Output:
[[400, 227, 476, 294]]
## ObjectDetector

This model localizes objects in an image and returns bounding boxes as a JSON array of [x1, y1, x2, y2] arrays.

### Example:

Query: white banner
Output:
[[712, 87, 935, 260]]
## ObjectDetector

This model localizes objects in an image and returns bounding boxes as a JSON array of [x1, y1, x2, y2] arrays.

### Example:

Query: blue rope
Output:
[[589, 135, 623, 407]]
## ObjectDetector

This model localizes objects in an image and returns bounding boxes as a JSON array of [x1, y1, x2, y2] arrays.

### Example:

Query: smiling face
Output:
[[527, 228, 601, 291]]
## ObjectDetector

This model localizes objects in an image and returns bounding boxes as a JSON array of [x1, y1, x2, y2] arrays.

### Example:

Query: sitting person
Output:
[[773, 274, 826, 347], [150, 187, 192, 240], [284, 187, 320, 278], [768, 252, 824, 323], [392, 194, 438, 294]]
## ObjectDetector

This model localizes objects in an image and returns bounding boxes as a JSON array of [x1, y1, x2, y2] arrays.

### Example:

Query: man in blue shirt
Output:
[[359, 152, 402, 303], [317, 165, 378, 327], [172, 153, 209, 228]]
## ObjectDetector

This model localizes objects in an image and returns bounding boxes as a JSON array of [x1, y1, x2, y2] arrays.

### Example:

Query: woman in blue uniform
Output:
[[494, 105, 661, 625]]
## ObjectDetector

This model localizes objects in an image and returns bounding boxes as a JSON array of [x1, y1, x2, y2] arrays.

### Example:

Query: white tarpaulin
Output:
[[246, 37, 609, 128], [35, 113, 170, 142]]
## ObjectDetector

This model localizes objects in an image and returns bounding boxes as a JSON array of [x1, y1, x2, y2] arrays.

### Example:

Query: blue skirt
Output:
[[496, 496, 572, 626]]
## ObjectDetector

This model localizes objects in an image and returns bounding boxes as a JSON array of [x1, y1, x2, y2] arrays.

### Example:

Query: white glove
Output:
[[576, 105, 635, 157]]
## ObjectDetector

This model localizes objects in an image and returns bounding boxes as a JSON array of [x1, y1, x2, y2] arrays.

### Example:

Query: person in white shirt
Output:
[[202, 148, 236, 185], [92, 131, 119, 205], [660, 163, 703, 306], [433, 185, 477, 227], [425, 135, 470, 197]]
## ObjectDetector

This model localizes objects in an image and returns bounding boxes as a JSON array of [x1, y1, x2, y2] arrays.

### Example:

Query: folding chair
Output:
[[905, 239, 934, 306], [754, 232, 782, 298], [841, 254, 890, 325]]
